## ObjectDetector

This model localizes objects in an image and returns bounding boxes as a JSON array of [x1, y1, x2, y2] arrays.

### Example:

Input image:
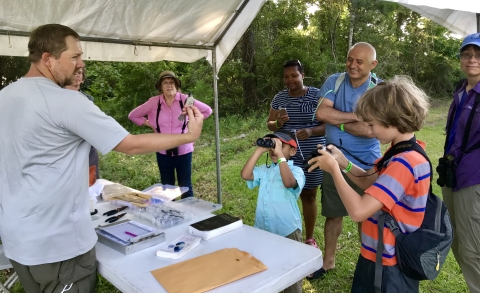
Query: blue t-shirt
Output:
[[246, 160, 305, 237], [319, 72, 381, 169]]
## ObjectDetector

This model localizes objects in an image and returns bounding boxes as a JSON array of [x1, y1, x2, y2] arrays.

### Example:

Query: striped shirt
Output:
[[271, 87, 326, 189], [361, 141, 430, 266]]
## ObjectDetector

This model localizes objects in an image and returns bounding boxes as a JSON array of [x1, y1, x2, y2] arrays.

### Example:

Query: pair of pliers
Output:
[[103, 206, 128, 216], [105, 213, 126, 223]]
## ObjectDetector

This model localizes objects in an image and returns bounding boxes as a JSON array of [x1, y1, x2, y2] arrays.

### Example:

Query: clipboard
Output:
[[95, 220, 165, 255]]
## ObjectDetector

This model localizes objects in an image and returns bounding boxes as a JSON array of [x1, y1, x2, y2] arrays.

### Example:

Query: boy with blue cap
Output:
[[440, 32, 480, 293], [241, 131, 306, 293]]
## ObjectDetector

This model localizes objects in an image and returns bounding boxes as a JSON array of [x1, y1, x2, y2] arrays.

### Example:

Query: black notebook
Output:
[[188, 213, 243, 240]]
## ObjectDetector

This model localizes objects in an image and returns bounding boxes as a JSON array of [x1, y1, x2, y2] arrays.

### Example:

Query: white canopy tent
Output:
[[0, 0, 267, 204], [384, 0, 480, 37]]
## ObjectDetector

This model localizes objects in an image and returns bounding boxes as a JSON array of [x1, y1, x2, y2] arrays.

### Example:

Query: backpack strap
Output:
[[179, 97, 187, 134], [443, 79, 465, 152], [156, 97, 162, 133], [369, 73, 378, 89], [375, 136, 417, 172], [461, 93, 480, 153], [454, 78, 466, 93], [374, 212, 386, 293], [155, 95, 188, 134], [334, 72, 346, 94]]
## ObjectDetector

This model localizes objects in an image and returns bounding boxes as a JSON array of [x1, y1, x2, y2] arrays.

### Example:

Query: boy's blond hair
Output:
[[355, 75, 430, 134]]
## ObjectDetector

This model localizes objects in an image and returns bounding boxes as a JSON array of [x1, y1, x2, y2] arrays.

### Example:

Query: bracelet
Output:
[[340, 123, 345, 131], [342, 160, 353, 173], [278, 158, 287, 164], [275, 120, 282, 128]]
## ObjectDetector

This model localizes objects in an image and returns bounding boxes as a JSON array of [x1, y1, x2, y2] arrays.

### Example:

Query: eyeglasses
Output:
[[460, 52, 480, 61]]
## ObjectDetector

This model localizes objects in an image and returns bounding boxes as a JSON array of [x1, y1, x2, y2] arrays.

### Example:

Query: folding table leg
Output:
[[5, 272, 18, 289], [0, 271, 19, 293], [0, 281, 10, 293]]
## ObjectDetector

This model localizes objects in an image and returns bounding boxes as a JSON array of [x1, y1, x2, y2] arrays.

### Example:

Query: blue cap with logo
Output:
[[460, 33, 480, 52]]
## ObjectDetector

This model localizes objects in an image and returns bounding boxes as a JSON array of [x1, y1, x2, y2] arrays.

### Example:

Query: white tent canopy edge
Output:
[[384, 0, 480, 37], [0, 0, 267, 204]]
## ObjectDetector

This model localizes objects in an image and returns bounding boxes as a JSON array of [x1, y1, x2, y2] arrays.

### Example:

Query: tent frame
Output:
[[0, 0, 254, 205]]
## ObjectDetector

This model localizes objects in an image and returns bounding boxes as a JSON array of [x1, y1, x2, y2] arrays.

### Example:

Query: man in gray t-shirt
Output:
[[0, 24, 204, 293]]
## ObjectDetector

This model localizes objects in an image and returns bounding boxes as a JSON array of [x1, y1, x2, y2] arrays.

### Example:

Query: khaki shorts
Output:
[[10, 247, 97, 293], [321, 171, 364, 218]]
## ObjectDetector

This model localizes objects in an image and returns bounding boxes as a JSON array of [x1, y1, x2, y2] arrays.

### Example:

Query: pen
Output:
[[125, 231, 137, 237], [105, 213, 126, 223]]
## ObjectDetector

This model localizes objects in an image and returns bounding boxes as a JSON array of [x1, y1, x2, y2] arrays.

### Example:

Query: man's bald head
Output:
[[348, 42, 376, 62], [345, 42, 378, 86]]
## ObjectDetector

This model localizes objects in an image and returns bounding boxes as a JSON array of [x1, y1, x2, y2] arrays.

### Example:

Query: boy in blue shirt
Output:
[[241, 131, 306, 293]]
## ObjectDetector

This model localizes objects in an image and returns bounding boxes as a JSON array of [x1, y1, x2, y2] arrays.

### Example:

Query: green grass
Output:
[[1, 99, 469, 292]]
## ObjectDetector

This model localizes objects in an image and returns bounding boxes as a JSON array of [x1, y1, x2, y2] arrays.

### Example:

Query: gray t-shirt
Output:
[[0, 77, 129, 265]]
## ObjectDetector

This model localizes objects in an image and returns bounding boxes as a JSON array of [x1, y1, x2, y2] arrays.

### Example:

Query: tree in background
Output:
[[0, 56, 29, 90], [0, 0, 462, 129]]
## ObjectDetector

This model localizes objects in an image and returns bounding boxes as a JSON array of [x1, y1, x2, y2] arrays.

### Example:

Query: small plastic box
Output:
[[141, 184, 189, 203], [133, 197, 222, 229]]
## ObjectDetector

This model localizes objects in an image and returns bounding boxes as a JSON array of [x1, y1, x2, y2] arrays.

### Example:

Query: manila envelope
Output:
[[151, 248, 268, 293]]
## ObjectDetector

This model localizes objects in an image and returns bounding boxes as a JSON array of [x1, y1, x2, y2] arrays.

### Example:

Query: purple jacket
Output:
[[446, 81, 480, 191]]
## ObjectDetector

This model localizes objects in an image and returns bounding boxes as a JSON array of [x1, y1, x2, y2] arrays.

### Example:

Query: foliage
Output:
[[0, 1, 462, 121], [7, 0, 452, 125], [0, 56, 29, 90]]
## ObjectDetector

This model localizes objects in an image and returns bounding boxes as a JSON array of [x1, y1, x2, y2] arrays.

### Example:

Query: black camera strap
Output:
[[330, 139, 376, 168], [461, 93, 480, 153], [156, 96, 187, 134], [318, 137, 417, 177], [375, 136, 418, 173]]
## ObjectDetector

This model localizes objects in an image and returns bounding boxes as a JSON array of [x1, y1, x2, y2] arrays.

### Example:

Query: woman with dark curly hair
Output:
[[267, 60, 326, 265]]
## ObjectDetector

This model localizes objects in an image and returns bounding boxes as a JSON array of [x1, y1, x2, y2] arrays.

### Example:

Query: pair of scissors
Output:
[[103, 206, 128, 216], [105, 213, 126, 223]]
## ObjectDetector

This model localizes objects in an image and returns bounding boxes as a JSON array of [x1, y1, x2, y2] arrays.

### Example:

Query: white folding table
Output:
[[92, 198, 323, 293]]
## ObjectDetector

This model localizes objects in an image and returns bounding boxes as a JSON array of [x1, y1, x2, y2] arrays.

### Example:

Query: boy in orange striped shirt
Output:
[[307, 75, 430, 292]]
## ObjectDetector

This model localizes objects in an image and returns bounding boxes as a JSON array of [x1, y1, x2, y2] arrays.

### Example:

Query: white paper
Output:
[[88, 180, 105, 212]]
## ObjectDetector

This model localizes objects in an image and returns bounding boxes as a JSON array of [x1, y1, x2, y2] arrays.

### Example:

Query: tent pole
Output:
[[212, 48, 222, 205], [477, 13, 480, 32]]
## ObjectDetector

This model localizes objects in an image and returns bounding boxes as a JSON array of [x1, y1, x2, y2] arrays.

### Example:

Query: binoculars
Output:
[[436, 157, 456, 188], [256, 138, 276, 148]]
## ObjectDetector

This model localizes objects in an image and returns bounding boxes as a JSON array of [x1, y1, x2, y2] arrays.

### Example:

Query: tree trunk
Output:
[[241, 28, 257, 107], [348, 1, 356, 48]]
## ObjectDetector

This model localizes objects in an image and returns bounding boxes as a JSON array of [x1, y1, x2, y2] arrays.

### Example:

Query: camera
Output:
[[302, 146, 328, 169], [436, 156, 456, 188], [256, 138, 276, 148], [166, 147, 179, 157]]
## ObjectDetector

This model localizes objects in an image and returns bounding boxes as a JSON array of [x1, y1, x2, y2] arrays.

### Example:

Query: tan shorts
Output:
[[10, 247, 97, 293], [321, 171, 364, 218]]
